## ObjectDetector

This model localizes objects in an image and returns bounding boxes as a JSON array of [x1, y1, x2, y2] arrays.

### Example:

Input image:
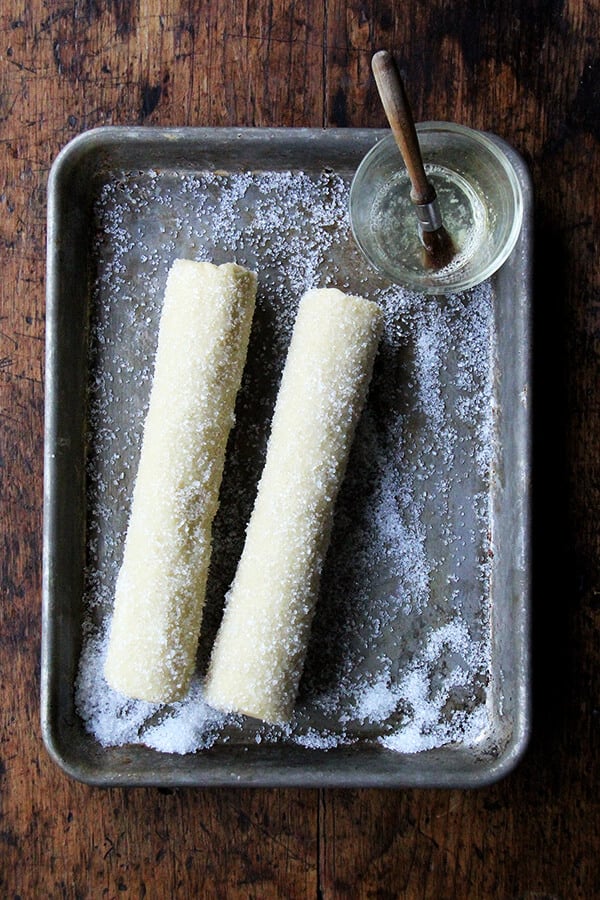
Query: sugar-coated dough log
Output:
[[204, 288, 383, 724], [104, 259, 257, 703]]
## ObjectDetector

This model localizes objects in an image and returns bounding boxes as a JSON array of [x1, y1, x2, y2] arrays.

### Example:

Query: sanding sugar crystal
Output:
[[75, 166, 498, 756]]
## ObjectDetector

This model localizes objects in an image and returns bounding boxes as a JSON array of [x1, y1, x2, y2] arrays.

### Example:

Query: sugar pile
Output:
[[75, 165, 497, 756]]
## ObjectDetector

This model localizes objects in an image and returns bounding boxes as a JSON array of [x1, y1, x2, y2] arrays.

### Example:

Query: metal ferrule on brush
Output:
[[413, 195, 443, 232]]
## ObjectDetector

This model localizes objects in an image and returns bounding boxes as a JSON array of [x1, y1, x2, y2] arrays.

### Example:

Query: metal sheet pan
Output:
[[42, 127, 531, 787]]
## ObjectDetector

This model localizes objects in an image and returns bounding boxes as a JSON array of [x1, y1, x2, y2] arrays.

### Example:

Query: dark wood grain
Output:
[[1, 1, 599, 898]]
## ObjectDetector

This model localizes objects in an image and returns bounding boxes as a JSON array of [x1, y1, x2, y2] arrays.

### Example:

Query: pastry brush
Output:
[[372, 50, 455, 269]]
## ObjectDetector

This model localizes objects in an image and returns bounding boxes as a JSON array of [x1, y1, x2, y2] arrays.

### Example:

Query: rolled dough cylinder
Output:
[[204, 287, 383, 724], [104, 259, 257, 703]]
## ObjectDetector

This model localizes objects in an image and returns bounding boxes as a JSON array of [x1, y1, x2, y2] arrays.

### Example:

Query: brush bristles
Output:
[[420, 225, 456, 270]]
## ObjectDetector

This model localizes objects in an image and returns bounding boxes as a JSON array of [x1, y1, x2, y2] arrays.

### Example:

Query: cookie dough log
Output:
[[204, 288, 383, 724], [104, 260, 257, 703]]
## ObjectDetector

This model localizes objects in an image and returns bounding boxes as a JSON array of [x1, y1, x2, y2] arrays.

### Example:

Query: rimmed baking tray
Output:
[[42, 127, 531, 787]]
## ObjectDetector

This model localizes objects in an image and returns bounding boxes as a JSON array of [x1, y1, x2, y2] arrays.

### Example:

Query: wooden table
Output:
[[2, 2, 598, 897]]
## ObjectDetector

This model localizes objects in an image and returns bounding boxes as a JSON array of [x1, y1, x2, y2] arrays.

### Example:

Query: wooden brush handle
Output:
[[371, 50, 434, 205]]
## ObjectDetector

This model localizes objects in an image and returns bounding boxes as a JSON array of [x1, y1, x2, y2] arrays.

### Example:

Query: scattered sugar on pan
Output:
[[75, 166, 497, 755]]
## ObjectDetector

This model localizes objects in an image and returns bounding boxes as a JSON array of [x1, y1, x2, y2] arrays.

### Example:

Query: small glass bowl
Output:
[[349, 122, 524, 294]]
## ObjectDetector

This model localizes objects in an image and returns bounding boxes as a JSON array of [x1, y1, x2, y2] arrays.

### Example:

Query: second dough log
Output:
[[204, 287, 383, 724]]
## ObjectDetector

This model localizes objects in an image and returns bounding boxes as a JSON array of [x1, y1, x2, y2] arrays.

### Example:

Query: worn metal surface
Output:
[[42, 127, 531, 787]]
